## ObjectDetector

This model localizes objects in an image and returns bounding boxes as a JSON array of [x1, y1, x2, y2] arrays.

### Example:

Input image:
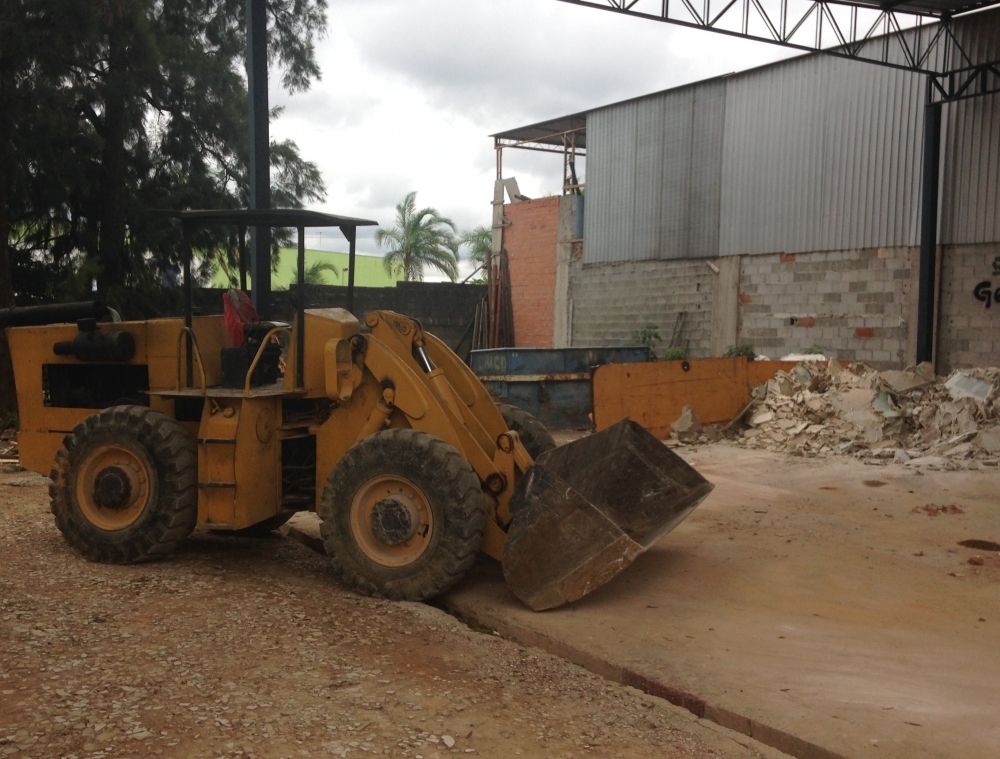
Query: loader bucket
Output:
[[502, 418, 714, 611]]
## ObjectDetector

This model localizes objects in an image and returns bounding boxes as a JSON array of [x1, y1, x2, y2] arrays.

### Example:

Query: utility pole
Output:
[[246, 0, 271, 318]]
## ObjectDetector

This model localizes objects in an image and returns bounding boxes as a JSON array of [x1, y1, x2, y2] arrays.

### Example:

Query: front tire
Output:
[[497, 403, 556, 460], [49, 406, 198, 563], [319, 429, 486, 601]]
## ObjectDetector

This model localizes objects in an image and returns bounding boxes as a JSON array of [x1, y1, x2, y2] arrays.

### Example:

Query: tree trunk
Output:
[[0, 74, 19, 428], [96, 13, 129, 298]]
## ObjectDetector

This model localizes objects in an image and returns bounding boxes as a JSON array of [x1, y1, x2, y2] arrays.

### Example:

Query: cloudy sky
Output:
[[271, 0, 795, 269]]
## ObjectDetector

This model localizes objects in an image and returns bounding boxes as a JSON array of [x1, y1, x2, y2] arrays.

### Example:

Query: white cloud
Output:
[[269, 0, 796, 271]]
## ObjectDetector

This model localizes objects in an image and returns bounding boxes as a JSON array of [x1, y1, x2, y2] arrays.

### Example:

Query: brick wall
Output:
[[937, 243, 1000, 373], [737, 247, 915, 368], [569, 259, 716, 355], [504, 196, 560, 347]]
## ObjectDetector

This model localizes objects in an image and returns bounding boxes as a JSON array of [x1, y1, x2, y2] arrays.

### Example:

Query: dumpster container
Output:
[[469, 346, 651, 429]]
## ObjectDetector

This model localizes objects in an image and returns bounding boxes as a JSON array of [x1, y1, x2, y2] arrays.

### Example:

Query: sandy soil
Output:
[[0, 463, 768, 759]]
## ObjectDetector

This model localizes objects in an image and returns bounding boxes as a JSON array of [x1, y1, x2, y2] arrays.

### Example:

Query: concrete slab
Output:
[[442, 446, 1000, 759]]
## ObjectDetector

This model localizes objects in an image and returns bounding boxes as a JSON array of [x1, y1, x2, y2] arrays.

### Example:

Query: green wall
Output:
[[212, 249, 401, 289]]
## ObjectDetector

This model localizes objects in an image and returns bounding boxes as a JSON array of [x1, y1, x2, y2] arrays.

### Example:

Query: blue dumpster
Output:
[[470, 347, 651, 430]]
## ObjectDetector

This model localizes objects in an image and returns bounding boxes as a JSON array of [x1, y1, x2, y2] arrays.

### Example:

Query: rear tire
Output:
[[49, 406, 198, 563], [319, 428, 486, 601], [497, 403, 556, 460]]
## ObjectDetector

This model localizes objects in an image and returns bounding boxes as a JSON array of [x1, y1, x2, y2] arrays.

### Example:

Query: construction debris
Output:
[[675, 359, 1000, 469], [670, 405, 702, 442], [0, 427, 17, 461]]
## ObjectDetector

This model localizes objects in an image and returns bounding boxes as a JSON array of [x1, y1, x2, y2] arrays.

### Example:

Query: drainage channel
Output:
[[282, 525, 847, 759]]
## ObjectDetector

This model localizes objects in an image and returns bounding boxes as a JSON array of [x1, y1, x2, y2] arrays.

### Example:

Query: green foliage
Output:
[[375, 192, 460, 282], [459, 226, 491, 266], [802, 344, 825, 355], [0, 0, 328, 317], [458, 225, 490, 283], [724, 344, 757, 360], [661, 346, 686, 361], [274, 259, 342, 291], [628, 324, 661, 348]]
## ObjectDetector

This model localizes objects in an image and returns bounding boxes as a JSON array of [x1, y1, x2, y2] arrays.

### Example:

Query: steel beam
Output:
[[344, 226, 357, 314], [247, 0, 271, 319], [916, 86, 941, 366]]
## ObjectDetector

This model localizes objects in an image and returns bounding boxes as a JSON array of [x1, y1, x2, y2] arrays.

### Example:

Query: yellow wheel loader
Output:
[[2, 209, 713, 610]]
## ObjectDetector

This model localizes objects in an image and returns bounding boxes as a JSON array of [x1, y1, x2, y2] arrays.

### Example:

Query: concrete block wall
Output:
[[194, 281, 486, 351], [504, 196, 561, 347], [937, 243, 1000, 373], [568, 259, 716, 355], [737, 247, 915, 368]]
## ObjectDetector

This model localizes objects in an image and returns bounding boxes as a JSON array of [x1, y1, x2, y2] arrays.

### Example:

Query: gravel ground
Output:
[[0, 464, 771, 759]]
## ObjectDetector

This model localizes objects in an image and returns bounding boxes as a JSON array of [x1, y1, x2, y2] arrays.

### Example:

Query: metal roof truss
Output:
[[557, 0, 1000, 103]]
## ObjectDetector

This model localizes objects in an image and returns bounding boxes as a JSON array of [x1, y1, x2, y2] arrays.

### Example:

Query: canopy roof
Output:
[[159, 208, 378, 229], [492, 113, 587, 149]]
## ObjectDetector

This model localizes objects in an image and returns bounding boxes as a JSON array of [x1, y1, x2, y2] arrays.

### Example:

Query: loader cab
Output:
[[147, 209, 378, 531], [161, 208, 377, 397]]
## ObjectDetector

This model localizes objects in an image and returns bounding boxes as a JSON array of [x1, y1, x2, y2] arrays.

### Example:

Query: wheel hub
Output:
[[350, 475, 433, 567], [370, 498, 417, 545], [92, 466, 133, 510], [75, 444, 152, 531]]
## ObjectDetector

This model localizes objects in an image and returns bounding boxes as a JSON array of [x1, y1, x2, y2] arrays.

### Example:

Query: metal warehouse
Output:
[[490, 7, 1000, 372]]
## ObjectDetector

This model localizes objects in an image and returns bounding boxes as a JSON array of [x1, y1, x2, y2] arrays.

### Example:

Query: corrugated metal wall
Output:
[[718, 56, 925, 256], [584, 81, 725, 264], [582, 10, 1000, 264], [940, 16, 1000, 245]]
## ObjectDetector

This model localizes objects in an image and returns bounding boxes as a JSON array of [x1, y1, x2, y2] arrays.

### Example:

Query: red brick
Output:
[[504, 197, 560, 347], [855, 326, 875, 338], [798, 317, 816, 328], [739, 293, 752, 304], [780, 253, 796, 263]]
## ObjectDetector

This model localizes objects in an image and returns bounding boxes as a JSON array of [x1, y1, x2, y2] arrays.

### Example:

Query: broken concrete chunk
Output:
[[914, 361, 936, 382], [749, 410, 774, 427], [942, 442, 974, 459], [878, 369, 929, 394], [670, 405, 702, 441], [945, 372, 993, 402], [767, 375, 794, 396], [974, 428, 1000, 453], [831, 388, 876, 414], [872, 391, 901, 418], [790, 365, 813, 386]]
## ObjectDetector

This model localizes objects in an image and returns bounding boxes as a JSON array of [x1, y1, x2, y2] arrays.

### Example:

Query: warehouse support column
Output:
[[916, 82, 941, 366]]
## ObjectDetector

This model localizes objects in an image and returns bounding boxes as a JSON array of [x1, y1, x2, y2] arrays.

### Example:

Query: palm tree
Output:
[[459, 226, 491, 266], [275, 259, 342, 291], [458, 225, 491, 283], [294, 259, 342, 286], [375, 192, 459, 282]]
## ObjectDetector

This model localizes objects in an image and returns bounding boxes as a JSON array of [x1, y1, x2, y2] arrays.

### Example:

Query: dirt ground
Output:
[[0, 463, 775, 759]]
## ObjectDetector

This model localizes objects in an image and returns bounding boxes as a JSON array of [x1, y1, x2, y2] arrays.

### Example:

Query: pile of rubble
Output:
[[733, 360, 1000, 467], [667, 360, 1000, 468], [0, 427, 16, 461]]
